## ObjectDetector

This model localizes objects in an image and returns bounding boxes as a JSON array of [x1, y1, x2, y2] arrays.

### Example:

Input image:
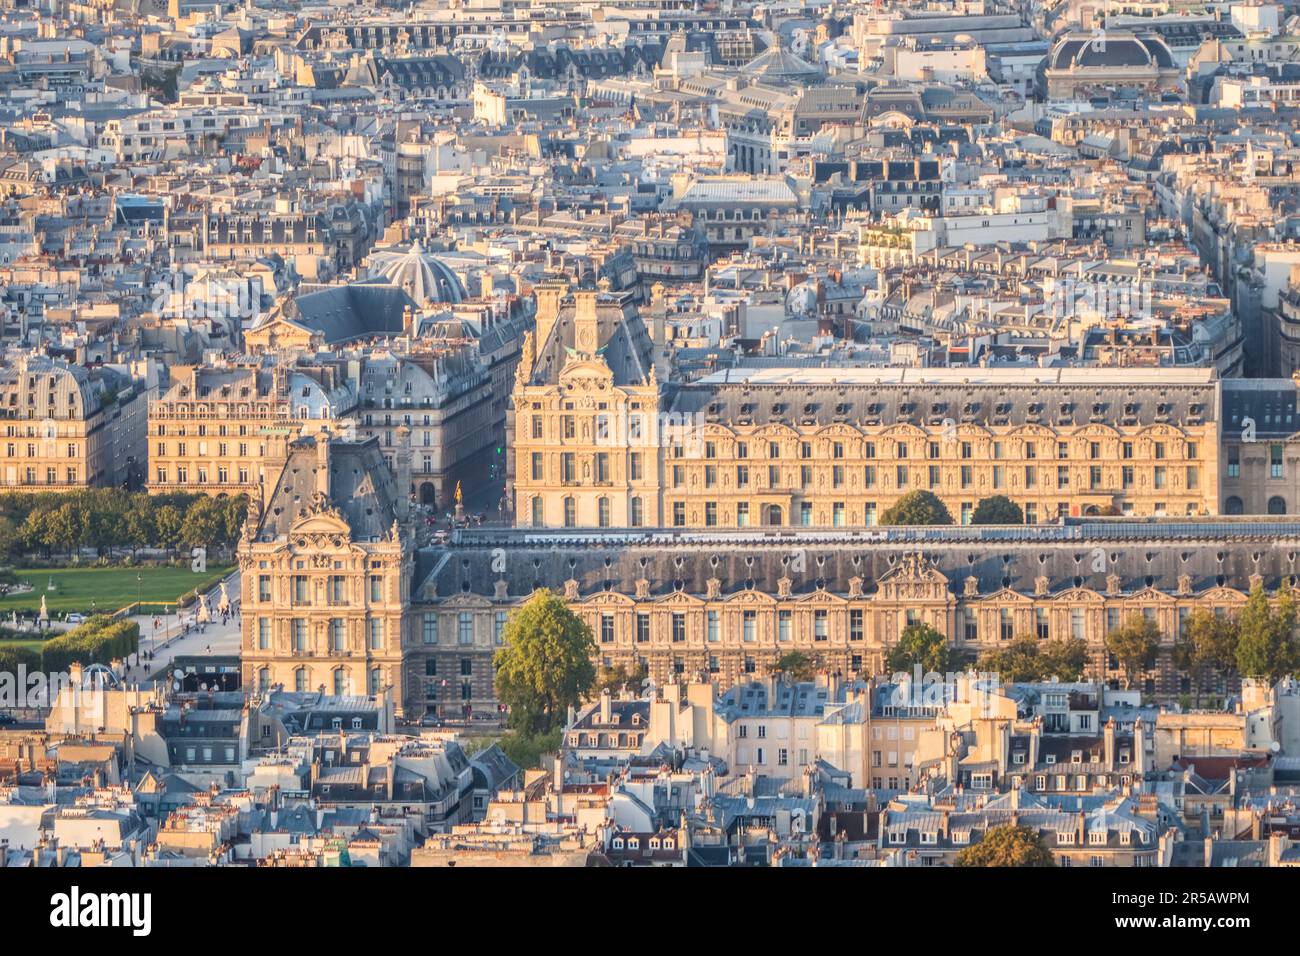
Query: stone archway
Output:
[[420, 482, 437, 507]]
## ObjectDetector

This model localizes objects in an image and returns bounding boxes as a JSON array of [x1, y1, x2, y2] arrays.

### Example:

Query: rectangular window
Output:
[[778, 610, 792, 642], [636, 613, 650, 643], [601, 614, 615, 644], [743, 610, 756, 643], [672, 613, 686, 643], [458, 612, 473, 645], [423, 613, 439, 645]]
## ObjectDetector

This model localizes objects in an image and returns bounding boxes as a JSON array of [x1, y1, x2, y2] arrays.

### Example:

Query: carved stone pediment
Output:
[[1199, 585, 1245, 603], [438, 592, 491, 609], [726, 589, 776, 605], [635, 578, 650, 599], [288, 502, 353, 540], [588, 590, 635, 606], [799, 588, 847, 606], [659, 589, 704, 606], [879, 553, 951, 602], [1053, 586, 1104, 604], [848, 576, 864, 598], [1105, 574, 1122, 596], [1130, 585, 1175, 604], [777, 577, 793, 599], [706, 577, 721, 599], [564, 578, 579, 601]]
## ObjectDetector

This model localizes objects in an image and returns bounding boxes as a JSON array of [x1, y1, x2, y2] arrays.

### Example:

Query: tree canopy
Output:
[[971, 495, 1024, 525], [1173, 608, 1239, 705], [594, 661, 648, 696], [885, 622, 959, 675], [955, 825, 1056, 867], [977, 636, 1088, 683], [0, 489, 247, 561], [1235, 579, 1298, 685], [772, 650, 820, 682], [493, 589, 597, 735], [880, 490, 953, 526], [1105, 615, 1161, 690]]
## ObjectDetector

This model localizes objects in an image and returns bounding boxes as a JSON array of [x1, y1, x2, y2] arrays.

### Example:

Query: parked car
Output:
[[66, 613, 86, 624], [420, 714, 443, 728]]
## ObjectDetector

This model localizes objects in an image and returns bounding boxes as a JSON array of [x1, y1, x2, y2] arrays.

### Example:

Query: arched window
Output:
[[294, 666, 308, 693], [1269, 496, 1288, 515], [598, 497, 611, 528], [1225, 496, 1244, 515], [531, 497, 544, 528], [564, 496, 576, 528], [767, 504, 784, 526], [333, 668, 348, 696]]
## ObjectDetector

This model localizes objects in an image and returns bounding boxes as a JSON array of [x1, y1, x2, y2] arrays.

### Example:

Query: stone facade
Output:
[[406, 523, 1300, 716], [513, 349, 1225, 528], [239, 436, 413, 714]]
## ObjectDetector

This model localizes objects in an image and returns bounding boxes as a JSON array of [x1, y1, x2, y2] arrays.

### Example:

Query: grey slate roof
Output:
[[256, 436, 400, 542]]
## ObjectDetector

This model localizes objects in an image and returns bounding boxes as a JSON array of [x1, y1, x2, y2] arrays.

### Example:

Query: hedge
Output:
[[38, 616, 139, 672], [0, 644, 40, 673]]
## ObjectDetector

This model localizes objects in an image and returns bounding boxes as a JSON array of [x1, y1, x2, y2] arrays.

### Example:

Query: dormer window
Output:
[[1045, 754, 1056, 764]]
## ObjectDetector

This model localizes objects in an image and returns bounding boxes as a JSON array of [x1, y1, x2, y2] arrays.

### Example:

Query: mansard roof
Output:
[[413, 522, 1300, 603], [665, 367, 1217, 430], [255, 436, 401, 543]]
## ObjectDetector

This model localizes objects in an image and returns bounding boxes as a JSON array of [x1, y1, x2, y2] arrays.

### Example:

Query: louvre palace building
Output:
[[238, 432, 1300, 718], [235, 284, 1300, 718], [509, 284, 1300, 529]]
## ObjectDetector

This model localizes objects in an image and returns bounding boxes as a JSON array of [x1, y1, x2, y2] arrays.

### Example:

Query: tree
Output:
[[956, 825, 1056, 867], [498, 728, 563, 770], [772, 650, 820, 682], [1105, 615, 1161, 690], [181, 497, 225, 552], [1039, 637, 1088, 682], [1236, 580, 1298, 685], [976, 636, 1043, 683], [154, 505, 183, 554], [880, 490, 952, 526], [971, 495, 1024, 525], [594, 661, 647, 695], [885, 622, 958, 675], [977, 636, 1088, 683], [493, 589, 597, 735], [1175, 608, 1239, 706]]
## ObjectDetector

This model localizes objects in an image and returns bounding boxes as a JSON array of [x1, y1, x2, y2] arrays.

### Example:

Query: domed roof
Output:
[[366, 241, 467, 306], [1047, 32, 1174, 72], [741, 38, 822, 83]]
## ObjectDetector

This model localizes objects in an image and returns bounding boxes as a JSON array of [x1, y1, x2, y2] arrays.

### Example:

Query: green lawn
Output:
[[0, 565, 233, 615]]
